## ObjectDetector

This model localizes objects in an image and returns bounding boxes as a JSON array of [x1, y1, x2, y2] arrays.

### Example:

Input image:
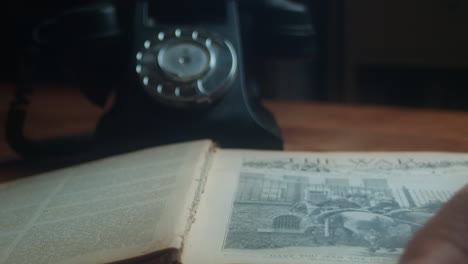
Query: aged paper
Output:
[[183, 150, 468, 264], [0, 140, 212, 264]]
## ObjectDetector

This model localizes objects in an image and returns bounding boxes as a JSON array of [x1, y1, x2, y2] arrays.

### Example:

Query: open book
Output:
[[1, 140, 468, 264]]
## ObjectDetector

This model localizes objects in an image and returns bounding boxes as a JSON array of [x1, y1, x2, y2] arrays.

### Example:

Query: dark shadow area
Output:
[[357, 66, 468, 110], [5, 0, 467, 111]]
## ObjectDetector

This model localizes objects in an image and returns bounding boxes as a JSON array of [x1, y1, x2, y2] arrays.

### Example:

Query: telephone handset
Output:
[[7, 0, 315, 157]]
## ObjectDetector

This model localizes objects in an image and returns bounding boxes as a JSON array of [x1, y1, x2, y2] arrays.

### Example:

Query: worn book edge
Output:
[[114, 141, 218, 264], [0, 140, 215, 264], [178, 143, 218, 258]]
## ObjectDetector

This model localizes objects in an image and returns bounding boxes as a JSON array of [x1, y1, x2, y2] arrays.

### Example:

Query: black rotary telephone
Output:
[[7, 0, 316, 158]]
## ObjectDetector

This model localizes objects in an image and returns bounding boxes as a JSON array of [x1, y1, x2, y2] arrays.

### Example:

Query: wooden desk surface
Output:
[[1, 84, 468, 179]]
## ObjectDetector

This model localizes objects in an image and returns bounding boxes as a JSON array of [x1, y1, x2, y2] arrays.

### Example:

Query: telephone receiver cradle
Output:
[[6, 0, 318, 157]]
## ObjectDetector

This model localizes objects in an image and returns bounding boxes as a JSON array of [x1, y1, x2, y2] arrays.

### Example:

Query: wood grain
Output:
[[1, 84, 468, 180], [264, 101, 468, 152], [0, 84, 103, 161]]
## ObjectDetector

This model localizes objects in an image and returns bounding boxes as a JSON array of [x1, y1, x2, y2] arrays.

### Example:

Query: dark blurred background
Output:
[[3, 0, 468, 110]]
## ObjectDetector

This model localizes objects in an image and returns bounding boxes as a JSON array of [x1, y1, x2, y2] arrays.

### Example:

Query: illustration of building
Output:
[[225, 173, 453, 250]]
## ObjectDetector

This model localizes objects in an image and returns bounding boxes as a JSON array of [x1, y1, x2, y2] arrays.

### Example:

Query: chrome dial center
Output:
[[158, 41, 210, 82]]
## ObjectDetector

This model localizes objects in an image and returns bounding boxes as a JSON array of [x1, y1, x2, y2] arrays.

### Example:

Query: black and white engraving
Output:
[[223, 157, 466, 260]]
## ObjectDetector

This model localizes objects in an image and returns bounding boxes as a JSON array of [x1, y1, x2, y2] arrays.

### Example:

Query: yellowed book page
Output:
[[0, 140, 213, 264], [182, 149, 468, 264]]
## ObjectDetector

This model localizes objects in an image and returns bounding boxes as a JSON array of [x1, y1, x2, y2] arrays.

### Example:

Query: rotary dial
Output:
[[135, 28, 237, 107]]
